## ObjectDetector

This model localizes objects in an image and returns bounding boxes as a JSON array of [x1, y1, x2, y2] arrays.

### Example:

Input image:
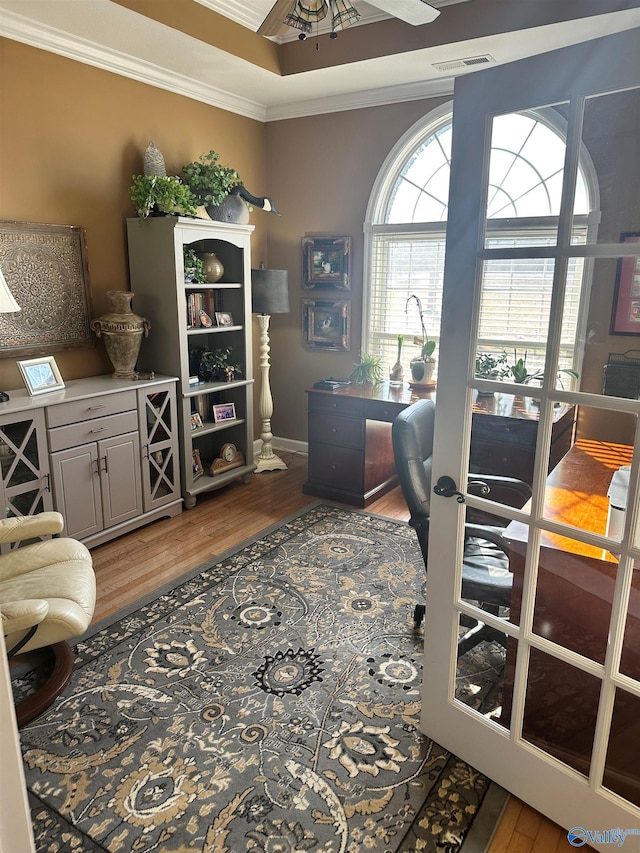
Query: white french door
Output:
[[423, 28, 640, 839]]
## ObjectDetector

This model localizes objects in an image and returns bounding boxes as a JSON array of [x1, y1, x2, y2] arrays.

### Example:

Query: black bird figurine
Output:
[[206, 185, 280, 223]]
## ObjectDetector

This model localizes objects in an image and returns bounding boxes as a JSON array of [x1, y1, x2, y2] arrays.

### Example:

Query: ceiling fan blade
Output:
[[365, 0, 440, 25], [257, 0, 297, 36]]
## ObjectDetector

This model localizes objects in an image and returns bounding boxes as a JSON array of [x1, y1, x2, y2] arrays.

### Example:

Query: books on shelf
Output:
[[186, 291, 221, 328]]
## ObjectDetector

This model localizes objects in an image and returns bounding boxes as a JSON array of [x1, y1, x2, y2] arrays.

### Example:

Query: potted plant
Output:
[[192, 346, 242, 383], [180, 150, 242, 208], [129, 174, 199, 220], [405, 294, 436, 383], [508, 350, 579, 387], [349, 352, 384, 385], [183, 247, 206, 283], [475, 351, 509, 394]]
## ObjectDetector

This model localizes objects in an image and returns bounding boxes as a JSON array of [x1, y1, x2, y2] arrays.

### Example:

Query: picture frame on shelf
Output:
[[213, 402, 236, 423], [302, 236, 351, 290], [302, 299, 351, 351], [17, 355, 65, 396], [610, 232, 640, 335], [192, 448, 204, 480], [215, 312, 233, 327], [190, 412, 203, 430]]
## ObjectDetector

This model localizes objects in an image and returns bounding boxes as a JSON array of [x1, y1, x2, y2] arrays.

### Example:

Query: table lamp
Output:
[[0, 266, 21, 402], [251, 267, 290, 472]]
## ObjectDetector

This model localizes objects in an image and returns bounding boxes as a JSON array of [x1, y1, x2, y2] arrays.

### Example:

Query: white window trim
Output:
[[362, 102, 602, 383]]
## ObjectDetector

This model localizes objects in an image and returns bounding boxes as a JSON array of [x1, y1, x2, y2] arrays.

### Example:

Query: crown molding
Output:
[[0, 9, 268, 122], [266, 76, 454, 120], [0, 6, 454, 123]]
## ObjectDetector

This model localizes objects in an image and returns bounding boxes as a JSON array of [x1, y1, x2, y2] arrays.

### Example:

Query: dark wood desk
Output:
[[502, 440, 640, 804], [303, 384, 575, 507]]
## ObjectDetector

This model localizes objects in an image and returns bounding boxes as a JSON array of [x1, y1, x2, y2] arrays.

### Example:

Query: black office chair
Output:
[[392, 399, 531, 656]]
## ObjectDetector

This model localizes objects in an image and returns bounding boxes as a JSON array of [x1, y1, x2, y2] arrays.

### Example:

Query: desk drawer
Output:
[[308, 444, 363, 490], [48, 410, 139, 453], [469, 438, 535, 484], [308, 392, 364, 418], [363, 399, 405, 423], [471, 414, 536, 446], [47, 390, 137, 428], [309, 412, 363, 450]]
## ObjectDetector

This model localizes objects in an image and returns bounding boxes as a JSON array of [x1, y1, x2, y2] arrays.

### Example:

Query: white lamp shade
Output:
[[0, 267, 20, 313]]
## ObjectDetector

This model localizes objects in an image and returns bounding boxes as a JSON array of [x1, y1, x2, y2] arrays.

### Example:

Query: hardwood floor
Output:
[[87, 450, 588, 852]]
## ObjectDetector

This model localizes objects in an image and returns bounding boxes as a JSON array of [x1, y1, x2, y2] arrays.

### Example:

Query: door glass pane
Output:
[[572, 87, 640, 246], [604, 687, 640, 806], [483, 107, 571, 246], [620, 566, 640, 681], [523, 648, 601, 777], [455, 609, 506, 727]]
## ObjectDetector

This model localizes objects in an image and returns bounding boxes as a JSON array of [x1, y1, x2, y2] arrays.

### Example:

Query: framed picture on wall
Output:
[[302, 299, 351, 351], [610, 232, 640, 335], [302, 236, 351, 290]]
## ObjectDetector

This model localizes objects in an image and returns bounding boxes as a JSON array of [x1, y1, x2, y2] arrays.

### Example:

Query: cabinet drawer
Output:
[[308, 392, 364, 418], [46, 390, 137, 429], [309, 412, 363, 450], [469, 438, 535, 484], [308, 444, 364, 490], [48, 410, 139, 453]]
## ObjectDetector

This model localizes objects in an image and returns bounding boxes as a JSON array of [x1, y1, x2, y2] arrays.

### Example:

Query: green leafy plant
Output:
[[349, 353, 384, 385], [180, 150, 242, 207], [129, 174, 198, 220], [191, 346, 242, 382], [508, 349, 579, 387], [475, 351, 509, 380], [183, 247, 206, 283]]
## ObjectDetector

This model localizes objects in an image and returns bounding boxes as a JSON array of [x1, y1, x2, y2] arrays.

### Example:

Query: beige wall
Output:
[[264, 98, 449, 442], [0, 38, 268, 394]]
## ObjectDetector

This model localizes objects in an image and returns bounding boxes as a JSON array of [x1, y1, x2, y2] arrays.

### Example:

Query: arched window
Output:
[[363, 103, 599, 379]]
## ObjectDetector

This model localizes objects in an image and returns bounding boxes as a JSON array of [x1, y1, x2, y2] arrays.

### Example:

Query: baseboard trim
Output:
[[253, 437, 308, 456]]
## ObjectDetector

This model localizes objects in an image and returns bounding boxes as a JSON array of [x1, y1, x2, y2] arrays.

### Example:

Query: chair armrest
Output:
[[0, 512, 65, 545], [467, 474, 532, 506], [464, 523, 510, 556], [1, 599, 49, 635]]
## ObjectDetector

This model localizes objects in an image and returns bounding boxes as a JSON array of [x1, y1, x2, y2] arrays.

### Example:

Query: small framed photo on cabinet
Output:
[[17, 355, 65, 396]]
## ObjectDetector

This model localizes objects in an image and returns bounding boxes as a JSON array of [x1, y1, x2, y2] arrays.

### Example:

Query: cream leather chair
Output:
[[0, 512, 96, 726]]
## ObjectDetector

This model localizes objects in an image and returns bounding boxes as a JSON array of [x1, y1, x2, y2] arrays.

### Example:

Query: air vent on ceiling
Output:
[[432, 54, 495, 72]]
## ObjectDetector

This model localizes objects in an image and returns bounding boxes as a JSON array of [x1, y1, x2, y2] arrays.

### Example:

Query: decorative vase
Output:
[[196, 252, 224, 283], [90, 291, 151, 380], [389, 338, 404, 386]]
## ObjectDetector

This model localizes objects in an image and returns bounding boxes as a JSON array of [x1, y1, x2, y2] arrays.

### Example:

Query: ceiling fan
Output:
[[257, 0, 440, 38]]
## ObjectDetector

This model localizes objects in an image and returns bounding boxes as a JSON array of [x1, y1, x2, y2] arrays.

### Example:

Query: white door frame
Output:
[[422, 27, 640, 838]]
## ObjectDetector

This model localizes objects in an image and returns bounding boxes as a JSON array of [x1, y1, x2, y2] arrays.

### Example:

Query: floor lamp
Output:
[[0, 267, 21, 402], [251, 267, 290, 472]]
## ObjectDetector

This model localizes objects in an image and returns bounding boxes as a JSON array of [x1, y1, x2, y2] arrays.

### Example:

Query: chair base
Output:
[[10, 641, 74, 727]]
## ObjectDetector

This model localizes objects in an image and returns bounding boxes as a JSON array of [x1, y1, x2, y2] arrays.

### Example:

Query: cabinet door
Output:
[[50, 443, 103, 540], [0, 408, 53, 527], [137, 384, 180, 511], [99, 432, 142, 528]]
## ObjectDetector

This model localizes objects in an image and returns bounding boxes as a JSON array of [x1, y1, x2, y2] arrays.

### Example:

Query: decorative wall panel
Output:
[[0, 221, 93, 356]]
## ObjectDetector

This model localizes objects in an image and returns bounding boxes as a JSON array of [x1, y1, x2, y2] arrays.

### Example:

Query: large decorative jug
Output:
[[91, 291, 151, 379]]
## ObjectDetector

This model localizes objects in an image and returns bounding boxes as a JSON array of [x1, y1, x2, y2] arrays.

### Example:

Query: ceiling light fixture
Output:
[[285, 0, 361, 41]]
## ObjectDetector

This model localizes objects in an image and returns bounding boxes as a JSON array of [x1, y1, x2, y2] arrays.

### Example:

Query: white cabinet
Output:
[[0, 375, 182, 548], [126, 217, 255, 508]]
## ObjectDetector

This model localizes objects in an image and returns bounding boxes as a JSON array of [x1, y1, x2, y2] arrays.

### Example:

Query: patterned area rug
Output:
[[20, 504, 505, 852]]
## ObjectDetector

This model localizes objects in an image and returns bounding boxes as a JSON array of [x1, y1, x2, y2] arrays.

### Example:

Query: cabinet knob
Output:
[[331, 428, 337, 433]]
